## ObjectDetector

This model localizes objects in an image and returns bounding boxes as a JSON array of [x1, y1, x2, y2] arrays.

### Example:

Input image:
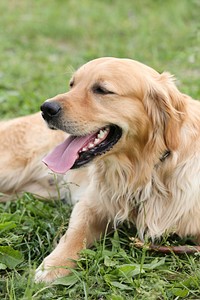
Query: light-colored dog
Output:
[[2, 57, 200, 283], [35, 57, 200, 282]]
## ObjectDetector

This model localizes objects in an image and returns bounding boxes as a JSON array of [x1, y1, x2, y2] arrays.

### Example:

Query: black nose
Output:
[[40, 101, 61, 118]]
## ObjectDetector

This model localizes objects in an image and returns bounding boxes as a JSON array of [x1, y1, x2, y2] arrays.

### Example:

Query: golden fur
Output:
[[2, 57, 199, 282]]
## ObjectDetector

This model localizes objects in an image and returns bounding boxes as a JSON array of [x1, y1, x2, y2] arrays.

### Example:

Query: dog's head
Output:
[[41, 57, 185, 174]]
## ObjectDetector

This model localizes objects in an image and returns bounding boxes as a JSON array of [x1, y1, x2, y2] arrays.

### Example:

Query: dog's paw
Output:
[[35, 258, 72, 283]]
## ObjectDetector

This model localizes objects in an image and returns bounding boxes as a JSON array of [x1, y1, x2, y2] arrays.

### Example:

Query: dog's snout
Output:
[[41, 101, 61, 119]]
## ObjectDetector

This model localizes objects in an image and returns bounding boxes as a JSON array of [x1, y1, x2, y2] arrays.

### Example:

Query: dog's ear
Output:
[[143, 72, 185, 150]]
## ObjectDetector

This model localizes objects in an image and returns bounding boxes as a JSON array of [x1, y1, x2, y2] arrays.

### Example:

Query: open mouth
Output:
[[43, 125, 122, 174]]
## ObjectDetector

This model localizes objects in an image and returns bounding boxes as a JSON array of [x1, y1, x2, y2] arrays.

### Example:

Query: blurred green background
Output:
[[0, 0, 199, 119]]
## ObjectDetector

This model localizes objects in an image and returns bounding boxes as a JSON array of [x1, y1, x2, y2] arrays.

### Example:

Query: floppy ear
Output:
[[143, 72, 185, 150]]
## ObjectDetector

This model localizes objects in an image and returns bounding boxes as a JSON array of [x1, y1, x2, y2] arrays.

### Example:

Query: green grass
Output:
[[0, 0, 200, 299]]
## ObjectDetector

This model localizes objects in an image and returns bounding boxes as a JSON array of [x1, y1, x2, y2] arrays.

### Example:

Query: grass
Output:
[[0, 0, 200, 299]]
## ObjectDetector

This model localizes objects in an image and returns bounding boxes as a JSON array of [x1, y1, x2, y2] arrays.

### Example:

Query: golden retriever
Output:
[[16, 57, 200, 283], [0, 113, 86, 203]]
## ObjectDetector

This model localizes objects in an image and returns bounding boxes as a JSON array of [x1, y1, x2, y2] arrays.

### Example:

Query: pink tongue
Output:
[[43, 133, 96, 174]]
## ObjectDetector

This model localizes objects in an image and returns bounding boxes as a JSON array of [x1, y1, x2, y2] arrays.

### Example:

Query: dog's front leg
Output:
[[35, 199, 108, 283]]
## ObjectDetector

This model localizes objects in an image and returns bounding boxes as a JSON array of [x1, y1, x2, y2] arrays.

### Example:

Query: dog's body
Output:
[[34, 57, 200, 282], [1, 57, 199, 282]]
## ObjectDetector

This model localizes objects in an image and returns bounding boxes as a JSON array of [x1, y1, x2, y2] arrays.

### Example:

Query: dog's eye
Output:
[[92, 85, 114, 95]]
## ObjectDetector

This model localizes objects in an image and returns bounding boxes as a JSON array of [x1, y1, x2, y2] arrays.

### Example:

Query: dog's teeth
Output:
[[98, 130, 106, 139], [97, 131, 103, 138], [88, 143, 95, 149], [79, 128, 109, 154], [94, 138, 100, 145]]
